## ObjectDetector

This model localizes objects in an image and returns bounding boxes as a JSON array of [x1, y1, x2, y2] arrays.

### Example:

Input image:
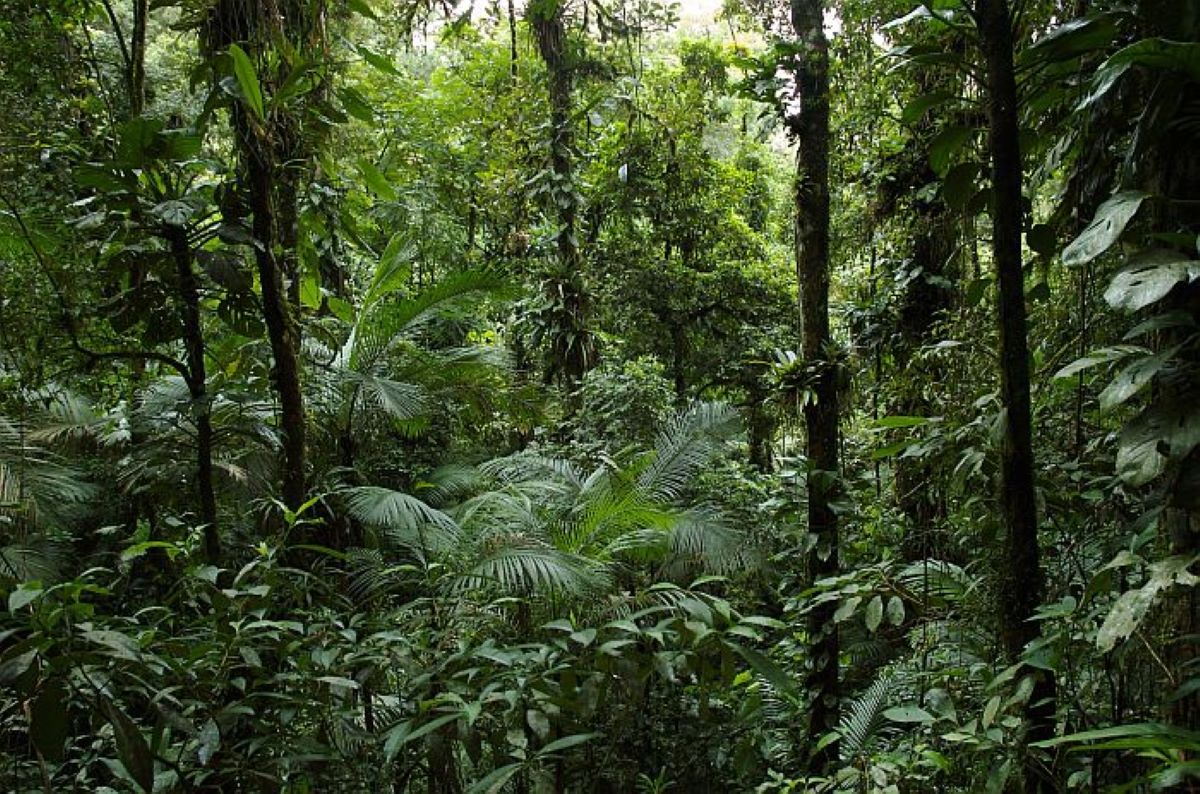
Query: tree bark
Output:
[[129, 0, 147, 116], [508, 0, 519, 79], [529, 0, 595, 388], [205, 0, 309, 511], [789, 0, 839, 776], [976, 0, 1057, 786], [247, 149, 308, 511], [167, 227, 219, 560]]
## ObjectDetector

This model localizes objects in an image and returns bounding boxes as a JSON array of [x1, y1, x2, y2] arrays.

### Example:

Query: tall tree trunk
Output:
[[205, 0, 308, 511], [895, 197, 955, 561], [530, 0, 595, 388], [508, 0, 519, 79], [129, 0, 147, 116], [976, 0, 1058, 787], [167, 227, 219, 560], [789, 0, 839, 776], [247, 150, 308, 511]]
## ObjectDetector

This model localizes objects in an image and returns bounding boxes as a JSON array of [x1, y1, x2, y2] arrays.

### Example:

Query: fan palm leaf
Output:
[[343, 486, 460, 559]]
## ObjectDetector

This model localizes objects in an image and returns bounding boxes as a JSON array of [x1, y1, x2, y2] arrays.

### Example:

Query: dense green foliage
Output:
[[0, 0, 1197, 791]]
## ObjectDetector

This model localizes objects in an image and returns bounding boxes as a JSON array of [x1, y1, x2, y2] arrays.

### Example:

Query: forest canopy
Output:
[[0, 0, 1197, 791]]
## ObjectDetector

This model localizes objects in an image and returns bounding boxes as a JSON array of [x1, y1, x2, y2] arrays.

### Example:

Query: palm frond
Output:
[[416, 464, 485, 507], [897, 558, 971, 606], [344, 371, 428, 422], [345, 547, 423, 603], [343, 486, 460, 558], [839, 672, 894, 760], [638, 402, 740, 501], [458, 540, 605, 597], [452, 490, 542, 538], [27, 387, 107, 446], [0, 416, 97, 534], [351, 269, 506, 372], [0, 538, 71, 583], [663, 508, 744, 575], [480, 453, 585, 492]]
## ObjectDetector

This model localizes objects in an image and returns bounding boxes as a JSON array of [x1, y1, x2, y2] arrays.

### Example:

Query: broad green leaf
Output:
[[1105, 250, 1200, 311], [0, 650, 37, 684], [739, 615, 787, 630], [1097, 555, 1199, 652], [356, 45, 400, 76], [886, 595, 905, 626], [358, 159, 396, 202], [569, 628, 597, 646], [882, 5, 933, 30], [300, 271, 322, 310], [942, 162, 980, 212], [982, 695, 1001, 729], [1062, 191, 1148, 267], [271, 63, 316, 108], [384, 712, 461, 760], [902, 90, 955, 124], [1116, 402, 1200, 486], [1098, 586, 1160, 653], [317, 676, 361, 689], [1098, 347, 1177, 413], [8, 583, 42, 612], [197, 718, 220, 766], [1026, 14, 1120, 64], [864, 595, 884, 633], [833, 595, 862, 623], [120, 541, 179, 562], [1053, 345, 1146, 380], [466, 763, 523, 794], [732, 644, 800, 700], [337, 86, 376, 123], [929, 125, 972, 176], [347, 0, 379, 19], [526, 708, 550, 740], [538, 732, 599, 756], [30, 678, 68, 762], [884, 705, 935, 723], [1124, 311, 1196, 340], [103, 697, 154, 792], [1033, 722, 1200, 750], [1102, 38, 1200, 82], [228, 44, 265, 121]]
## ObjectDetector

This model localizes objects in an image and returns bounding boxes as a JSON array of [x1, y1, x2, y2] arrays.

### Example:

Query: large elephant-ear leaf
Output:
[[1105, 250, 1200, 312], [1062, 191, 1148, 267], [1116, 401, 1200, 487]]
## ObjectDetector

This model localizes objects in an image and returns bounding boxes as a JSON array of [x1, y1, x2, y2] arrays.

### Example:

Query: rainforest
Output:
[[0, 0, 1197, 791]]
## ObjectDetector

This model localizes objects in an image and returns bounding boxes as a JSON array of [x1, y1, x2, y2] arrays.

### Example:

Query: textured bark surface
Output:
[[168, 227, 219, 560], [247, 151, 308, 511], [130, 0, 147, 116], [976, 0, 1057, 786], [789, 0, 839, 775], [206, 0, 309, 512], [530, 0, 595, 387]]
